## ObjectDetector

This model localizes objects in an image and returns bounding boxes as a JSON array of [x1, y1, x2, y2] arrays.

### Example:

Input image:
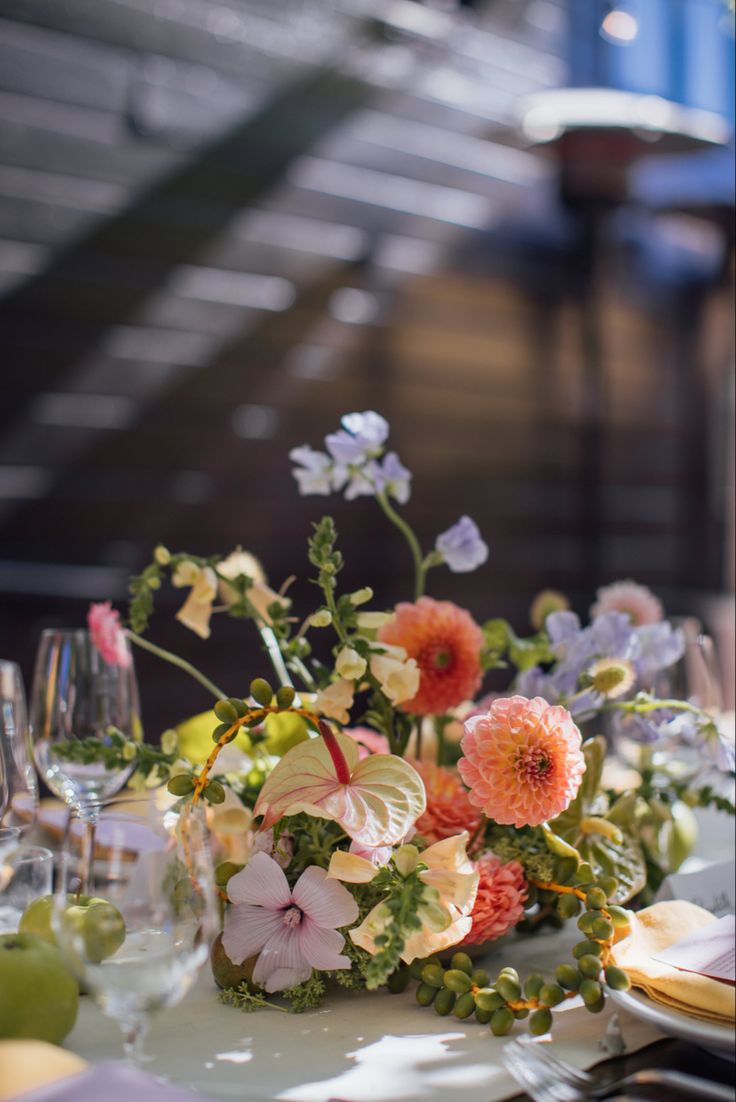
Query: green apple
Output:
[[20, 894, 126, 964], [0, 933, 79, 1044]]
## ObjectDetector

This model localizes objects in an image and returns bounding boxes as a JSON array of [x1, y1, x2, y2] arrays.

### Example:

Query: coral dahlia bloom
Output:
[[460, 853, 527, 947], [411, 760, 483, 844], [87, 602, 131, 668], [591, 580, 663, 626], [458, 695, 585, 828], [378, 597, 483, 715]]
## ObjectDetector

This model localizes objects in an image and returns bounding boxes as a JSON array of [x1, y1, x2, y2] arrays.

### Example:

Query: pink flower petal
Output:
[[227, 851, 291, 909], [298, 919, 351, 971], [252, 925, 311, 993], [292, 865, 359, 929], [222, 903, 282, 965]]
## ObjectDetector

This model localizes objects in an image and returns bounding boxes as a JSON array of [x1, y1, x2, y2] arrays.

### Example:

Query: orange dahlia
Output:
[[458, 695, 585, 828], [411, 760, 483, 844], [460, 853, 527, 946], [377, 597, 483, 715]]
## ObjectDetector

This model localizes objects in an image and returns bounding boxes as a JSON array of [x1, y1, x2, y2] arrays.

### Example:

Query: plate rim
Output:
[[610, 986, 735, 1053]]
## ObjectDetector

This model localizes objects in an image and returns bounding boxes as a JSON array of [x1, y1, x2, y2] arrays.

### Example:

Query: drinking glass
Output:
[[0, 845, 53, 933], [0, 661, 38, 834], [29, 630, 141, 887], [54, 800, 218, 1063]]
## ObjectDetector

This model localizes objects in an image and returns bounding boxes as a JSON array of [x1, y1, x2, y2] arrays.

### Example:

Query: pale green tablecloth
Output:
[[64, 921, 663, 1102]]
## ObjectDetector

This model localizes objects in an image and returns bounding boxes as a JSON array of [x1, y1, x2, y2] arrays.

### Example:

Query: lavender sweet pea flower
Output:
[[372, 451, 412, 504], [631, 622, 685, 679], [344, 461, 379, 501], [290, 446, 335, 496], [325, 411, 389, 465], [435, 516, 489, 573]]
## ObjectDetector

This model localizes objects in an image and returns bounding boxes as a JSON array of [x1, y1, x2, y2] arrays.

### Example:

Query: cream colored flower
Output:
[[247, 582, 291, 627], [309, 609, 333, 628], [313, 679, 355, 724], [369, 652, 420, 705], [208, 785, 253, 836], [335, 646, 367, 681], [356, 611, 393, 631], [349, 587, 373, 607], [172, 562, 218, 639], [341, 832, 479, 964], [217, 548, 266, 606]]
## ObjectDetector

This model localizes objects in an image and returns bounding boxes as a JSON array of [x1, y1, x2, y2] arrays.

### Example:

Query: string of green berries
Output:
[[407, 864, 631, 1037]]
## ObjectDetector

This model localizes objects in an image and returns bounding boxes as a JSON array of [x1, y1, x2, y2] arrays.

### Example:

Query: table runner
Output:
[[64, 923, 663, 1102]]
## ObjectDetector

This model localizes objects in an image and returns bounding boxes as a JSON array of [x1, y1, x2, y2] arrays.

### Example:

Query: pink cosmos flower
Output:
[[458, 695, 585, 828], [590, 580, 663, 626], [378, 597, 484, 716], [344, 726, 391, 760], [459, 853, 527, 947], [223, 852, 359, 993], [87, 602, 131, 668]]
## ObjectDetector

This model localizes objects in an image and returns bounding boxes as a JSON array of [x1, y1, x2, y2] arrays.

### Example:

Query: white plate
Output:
[[610, 987, 735, 1060]]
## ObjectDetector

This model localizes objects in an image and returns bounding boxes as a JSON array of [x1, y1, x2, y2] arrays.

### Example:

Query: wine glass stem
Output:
[[122, 1016, 151, 1065], [76, 806, 100, 894]]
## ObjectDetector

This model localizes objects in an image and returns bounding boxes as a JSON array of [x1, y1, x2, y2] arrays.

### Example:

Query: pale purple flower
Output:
[[435, 516, 489, 573], [372, 451, 412, 504], [631, 622, 685, 679], [223, 852, 359, 993], [325, 411, 389, 465], [344, 461, 379, 501], [290, 446, 336, 496]]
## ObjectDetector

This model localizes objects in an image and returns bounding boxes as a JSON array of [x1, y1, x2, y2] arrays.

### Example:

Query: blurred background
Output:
[[0, 0, 734, 731]]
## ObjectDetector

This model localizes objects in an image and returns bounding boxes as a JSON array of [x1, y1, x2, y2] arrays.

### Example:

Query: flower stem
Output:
[[375, 491, 426, 600], [128, 631, 227, 699]]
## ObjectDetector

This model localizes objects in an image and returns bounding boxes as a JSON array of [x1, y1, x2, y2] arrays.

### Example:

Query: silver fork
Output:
[[502, 1036, 735, 1102]]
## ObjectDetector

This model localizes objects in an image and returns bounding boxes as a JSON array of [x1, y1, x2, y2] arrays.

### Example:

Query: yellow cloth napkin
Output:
[[611, 900, 735, 1024], [0, 1040, 87, 1101]]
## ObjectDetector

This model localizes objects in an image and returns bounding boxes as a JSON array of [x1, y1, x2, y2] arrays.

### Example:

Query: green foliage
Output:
[[283, 973, 327, 1012], [363, 865, 427, 990], [217, 984, 275, 1013]]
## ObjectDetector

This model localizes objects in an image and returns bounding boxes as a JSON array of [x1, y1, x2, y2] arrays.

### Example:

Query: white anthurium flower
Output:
[[369, 652, 420, 705], [313, 679, 355, 724], [335, 646, 367, 681], [217, 548, 266, 607], [172, 564, 218, 639]]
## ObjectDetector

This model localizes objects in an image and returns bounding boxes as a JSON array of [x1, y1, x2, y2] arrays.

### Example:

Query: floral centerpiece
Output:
[[81, 411, 734, 1037]]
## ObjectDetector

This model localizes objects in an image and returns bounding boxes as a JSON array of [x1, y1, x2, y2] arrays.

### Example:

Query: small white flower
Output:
[[314, 679, 355, 725], [370, 653, 420, 705], [335, 646, 367, 681], [290, 445, 335, 496], [356, 611, 393, 631], [309, 609, 333, 628], [349, 587, 373, 606]]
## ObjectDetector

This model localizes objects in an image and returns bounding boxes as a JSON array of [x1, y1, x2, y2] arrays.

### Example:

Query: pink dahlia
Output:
[[87, 602, 131, 668], [458, 695, 585, 828], [460, 853, 527, 946], [590, 580, 663, 626], [378, 597, 483, 716], [223, 852, 359, 992], [411, 760, 483, 845]]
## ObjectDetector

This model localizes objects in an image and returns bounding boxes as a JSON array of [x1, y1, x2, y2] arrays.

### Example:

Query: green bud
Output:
[[250, 678, 273, 706], [309, 609, 332, 628], [524, 973, 545, 999], [498, 967, 519, 981], [555, 857, 579, 884], [577, 912, 598, 935], [604, 965, 631, 992], [153, 544, 171, 565], [573, 939, 603, 959], [513, 1008, 530, 1020], [387, 967, 411, 994], [349, 587, 373, 606], [591, 917, 614, 941], [578, 954, 602, 979], [474, 988, 504, 1012], [214, 699, 239, 725], [496, 975, 521, 1002], [409, 958, 427, 981], [203, 780, 226, 804], [275, 685, 296, 709], [607, 905, 631, 930], [555, 964, 581, 991], [585, 995, 606, 1014], [471, 968, 490, 988], [451, 952, 474, 975], [529, 1008, 552, 1036], [167, 774, 195, 796], [394, 844, 420, 877], [215, 861, 243, 888], [421, 964, 445, 988], [416, 983, 437, 1007], [475, 1006, 493, 1024], [443, 969, 472, 994], [557, 893, 581, 920], [212, 722, 235, 743], [586, 887, 608, 910], [598, 876, 619, 900], [539, 983, 565, 1007], [121, 741, 138, 761], [574, 862, 594, 884], [580, 978, 603, 1007], [160, 729, 178, 755], [454, 992, 476, 1019], [434, 988, 456, 1016], [490, 1008, 514, 1036]]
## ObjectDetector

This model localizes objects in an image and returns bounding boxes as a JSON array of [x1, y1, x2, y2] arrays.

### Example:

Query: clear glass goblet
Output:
[[0, 660, 38, 834], [54, 799, 218, 1064], [29, 629, 141, 887]]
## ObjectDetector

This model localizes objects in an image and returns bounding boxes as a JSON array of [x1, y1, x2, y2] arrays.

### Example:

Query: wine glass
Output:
[[0, 661, 39, 834], [54, 799, 218, 1063], [29, 630, 141, 887]]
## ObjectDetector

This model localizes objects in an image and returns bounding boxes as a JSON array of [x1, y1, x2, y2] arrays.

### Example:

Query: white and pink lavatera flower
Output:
[[253, 723, 425, 849], [223, 852, 358, 992]]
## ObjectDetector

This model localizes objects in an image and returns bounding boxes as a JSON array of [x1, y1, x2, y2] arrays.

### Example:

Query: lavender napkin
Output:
[[10, 1063, 216, 1102]]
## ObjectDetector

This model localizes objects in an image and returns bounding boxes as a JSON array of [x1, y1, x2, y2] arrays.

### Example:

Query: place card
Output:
[[654, 914, 735, 985], [655, 858, 735, 917]]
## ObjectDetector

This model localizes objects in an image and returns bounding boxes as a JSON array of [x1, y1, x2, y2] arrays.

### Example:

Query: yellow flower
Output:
[[335, 646, 367, 681], [313, 679, 355, 724], [330, 832, 479, 964], [369, 652, 420, 705], [356, 611, 393, 630], [172, 562, 218, 639]]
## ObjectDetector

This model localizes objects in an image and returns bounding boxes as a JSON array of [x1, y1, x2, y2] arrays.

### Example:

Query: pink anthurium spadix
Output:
[[253, 721, 426, 848]]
